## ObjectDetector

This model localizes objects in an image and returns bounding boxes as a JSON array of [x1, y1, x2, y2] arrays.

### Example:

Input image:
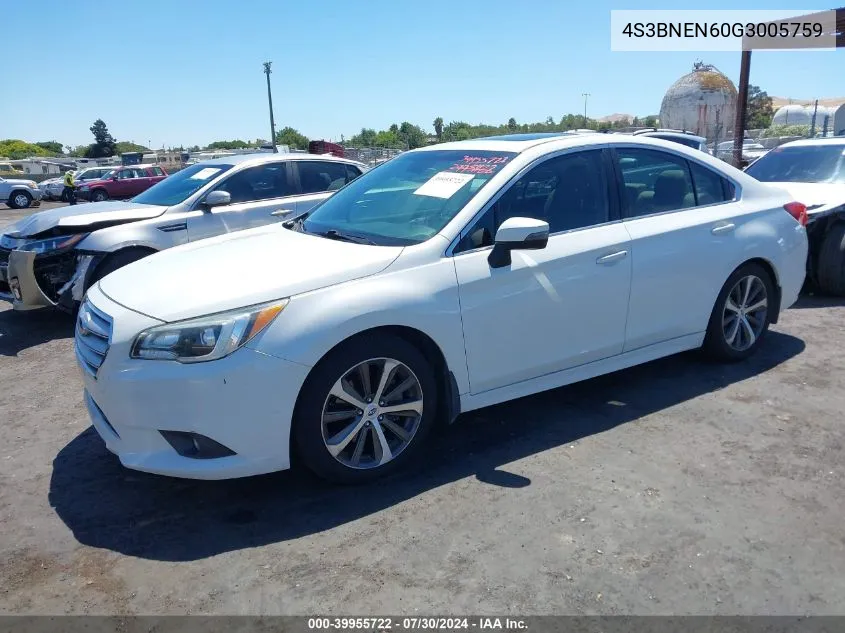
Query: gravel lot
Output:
[[1, 203, 844, 615]]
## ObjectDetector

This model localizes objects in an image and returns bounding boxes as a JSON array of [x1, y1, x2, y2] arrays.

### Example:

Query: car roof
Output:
[[779, 137, 845, 148], [198, 152, 366, 167], [413, 132, 611, 153], [637, 131, 706, 143]]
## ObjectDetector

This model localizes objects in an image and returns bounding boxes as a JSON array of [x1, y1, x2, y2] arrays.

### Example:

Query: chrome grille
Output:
[[75, 300, 113, 378]]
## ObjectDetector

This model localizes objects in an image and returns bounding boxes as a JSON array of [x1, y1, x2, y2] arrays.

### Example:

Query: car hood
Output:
[[1, 201, 166, 238], [2, 178, 36, 186], [766, 182, 845, 216], [98, 225, 404, 322], [77, 178, 110, 188]]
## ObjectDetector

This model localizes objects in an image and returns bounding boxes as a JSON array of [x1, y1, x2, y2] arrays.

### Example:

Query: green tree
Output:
[[760, 124, 810, 138], [86, 119, 117, 158], [115, 141, 150, 154], [275, 127, 309, 150], [35, 141, 64, 155], [350, 128, 378, 147], [0, 139, 52, 160], [207, 139, 250, 150], [746, 85, 774, 129], [643, 115, 659, 127], [433, 117, 444, 140], [507, 117, 518, 131]]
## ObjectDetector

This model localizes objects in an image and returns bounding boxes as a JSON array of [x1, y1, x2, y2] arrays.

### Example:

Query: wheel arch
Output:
[[85, 245, 159, 289], [735, 256, 782, 323], [292, 324, 461, 442]]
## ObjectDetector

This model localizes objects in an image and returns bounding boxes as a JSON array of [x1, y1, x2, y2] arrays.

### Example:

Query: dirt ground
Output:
[[1, 203, 844, 615]]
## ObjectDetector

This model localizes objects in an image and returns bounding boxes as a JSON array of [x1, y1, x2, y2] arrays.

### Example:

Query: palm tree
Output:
[[433, 117, 443, 141]]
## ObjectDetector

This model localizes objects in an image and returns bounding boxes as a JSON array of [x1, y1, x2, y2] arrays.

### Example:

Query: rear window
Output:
[[745, 144, 845, 184]]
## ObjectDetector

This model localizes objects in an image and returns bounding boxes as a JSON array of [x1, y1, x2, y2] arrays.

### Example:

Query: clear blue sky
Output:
[[2, 0, 843, 149]]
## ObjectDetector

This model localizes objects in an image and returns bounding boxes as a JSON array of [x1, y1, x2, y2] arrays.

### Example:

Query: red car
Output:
[[76, 165, 168, 202]]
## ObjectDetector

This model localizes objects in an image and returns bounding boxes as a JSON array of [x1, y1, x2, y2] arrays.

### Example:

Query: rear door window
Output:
[[214, 162, 293, 204], [688, 161, 732, 205], [297, 161, 354, 193], [615, 148, 695, 217]]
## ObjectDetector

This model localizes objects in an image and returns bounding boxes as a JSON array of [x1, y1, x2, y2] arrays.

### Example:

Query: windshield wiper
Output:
[[318, 229, 377, 245]]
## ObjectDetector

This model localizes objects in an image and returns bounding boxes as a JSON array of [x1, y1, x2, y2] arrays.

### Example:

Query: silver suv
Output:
[[0, 153, 366, 312], [0, 175, 42, 209]]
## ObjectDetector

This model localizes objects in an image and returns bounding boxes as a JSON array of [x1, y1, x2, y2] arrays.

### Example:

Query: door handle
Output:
[[596, 250, 628, 265], [270, 208, 294, 217], [711, 223, 735, 235]]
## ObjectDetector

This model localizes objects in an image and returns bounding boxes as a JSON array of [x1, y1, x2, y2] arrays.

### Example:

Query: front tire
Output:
[[293, 333, 438, 484], [8, 191, 32, 209], [91, 189, 109, 202], [703, 262, 775, 361], [816, 223, 845, 297]]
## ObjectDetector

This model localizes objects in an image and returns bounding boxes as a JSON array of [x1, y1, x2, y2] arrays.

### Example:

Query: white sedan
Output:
[[75, 133, 808, 483]]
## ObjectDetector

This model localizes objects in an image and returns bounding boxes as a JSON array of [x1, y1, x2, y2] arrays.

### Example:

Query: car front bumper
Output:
[[0, 248, 94, 311], [77, 285, 310, 479]]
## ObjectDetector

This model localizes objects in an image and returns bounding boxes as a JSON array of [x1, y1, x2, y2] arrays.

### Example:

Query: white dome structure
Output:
[[658, 62, 737, 142], [772, 104, 812, 126]]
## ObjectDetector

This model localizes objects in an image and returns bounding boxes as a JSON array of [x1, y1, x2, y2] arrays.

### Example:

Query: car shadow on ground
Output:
[[0, 308, 74, 356], [789, 294, 845, 310], [49, 330, 805, 562]]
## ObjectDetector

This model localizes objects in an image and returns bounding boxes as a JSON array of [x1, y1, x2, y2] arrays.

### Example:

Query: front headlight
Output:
[[26, 181, 37, 189], [18, 233, 88, 254], [130, 299, 288, 363], [79, 185, 89, 191]]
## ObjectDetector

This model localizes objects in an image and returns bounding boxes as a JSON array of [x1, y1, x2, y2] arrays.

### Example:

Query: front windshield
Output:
[[303, 149, 517, 245], [131, 162, 234, 206], [745, 144, 845, 184]]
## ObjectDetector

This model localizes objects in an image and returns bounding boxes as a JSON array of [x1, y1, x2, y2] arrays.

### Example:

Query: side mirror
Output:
[[204, 190, 231, 208], [488, 217, 549, 268], [111, 176, 118, 181]]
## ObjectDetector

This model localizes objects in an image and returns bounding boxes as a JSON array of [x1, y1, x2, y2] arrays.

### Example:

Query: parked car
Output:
[[0, 154, 367, 312], [74, 133, 808, 483], [744, 137, 845, 294], [75, 164, 169, 202], [0, 175, 42, 209], [632, 129, 708, 152], [715, 140, 769, 163], [39, 167, 116, 201]]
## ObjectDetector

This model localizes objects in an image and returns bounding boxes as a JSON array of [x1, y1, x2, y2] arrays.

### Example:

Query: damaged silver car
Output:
[[0, 153, 366, 312]]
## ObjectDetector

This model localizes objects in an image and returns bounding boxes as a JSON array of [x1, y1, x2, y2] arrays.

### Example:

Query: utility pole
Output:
[[810, 99, 819, 137], [263, 61, 278, 153], [732, 50, 751, 168], [582, 93, 591, 128]]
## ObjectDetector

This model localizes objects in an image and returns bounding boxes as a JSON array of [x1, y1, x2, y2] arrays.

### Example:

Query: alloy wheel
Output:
[[13, 194, 29, 207], [722, 274, 768, 352], [321, 357, 424, 470]]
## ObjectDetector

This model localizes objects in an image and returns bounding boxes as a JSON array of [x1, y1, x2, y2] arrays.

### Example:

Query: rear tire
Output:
[[88, 248, 156, 287], [293, 333, 438, 484], [816, 223, 845, 297], [91, 189, 109, 202], [702, 262, 775, 362], [8, 191, 32, 209]]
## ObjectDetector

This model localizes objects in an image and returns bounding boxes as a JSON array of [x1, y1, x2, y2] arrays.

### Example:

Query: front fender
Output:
[[75, 212, 191, 254], [249, 258, 470, 395]]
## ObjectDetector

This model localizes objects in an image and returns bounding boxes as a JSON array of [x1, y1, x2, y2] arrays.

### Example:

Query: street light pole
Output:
[[582, 93, 591, 128], [263, 61, 278, 153]]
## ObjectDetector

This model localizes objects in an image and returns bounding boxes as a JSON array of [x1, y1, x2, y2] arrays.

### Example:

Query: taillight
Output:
[[783, 201, 808, 227]]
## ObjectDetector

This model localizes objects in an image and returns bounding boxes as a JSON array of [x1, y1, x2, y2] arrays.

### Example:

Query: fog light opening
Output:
[[159, 431, 236, 460]]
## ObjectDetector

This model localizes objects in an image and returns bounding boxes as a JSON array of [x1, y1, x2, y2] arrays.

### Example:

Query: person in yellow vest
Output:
[[63, 170, 77, 206]]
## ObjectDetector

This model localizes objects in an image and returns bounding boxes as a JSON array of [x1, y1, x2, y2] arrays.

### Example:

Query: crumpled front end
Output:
[[0, 247, 95, 311]]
